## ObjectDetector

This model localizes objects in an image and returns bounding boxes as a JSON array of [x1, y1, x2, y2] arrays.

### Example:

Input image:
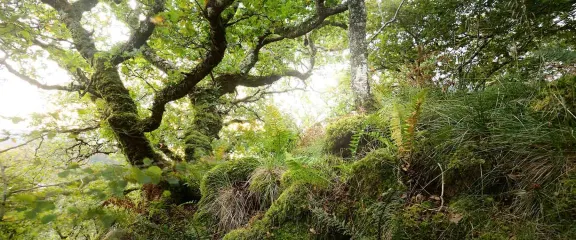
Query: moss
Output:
[[324, 115, 366, 158], [533, 74, 576, 124], [224, 222, 310, 240], [348, 149, 399, 199], [262, 182, 310, 224], [184, 130, 213, 161], [387, 195, 569, 240], [270, 222, 311, 239], [223, 183, 311, 239]]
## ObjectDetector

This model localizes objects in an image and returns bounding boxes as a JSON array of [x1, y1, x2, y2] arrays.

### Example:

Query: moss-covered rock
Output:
[[223, 183, 312, 239], [348, 149, 399, 198], [324, 115, 366, 158]]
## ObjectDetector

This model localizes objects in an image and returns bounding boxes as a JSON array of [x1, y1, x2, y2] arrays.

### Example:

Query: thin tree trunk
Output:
[[348, 0, 373, 110]]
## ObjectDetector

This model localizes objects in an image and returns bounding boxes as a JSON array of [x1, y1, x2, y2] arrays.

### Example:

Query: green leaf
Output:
[[10, 117, 25, 124], [25, 210, 38, 219], [77, 108, 88, 115], [146, 166, 162, 175], [162, 190, 171, 198], [49, 112, 60, 120], [47, 131, 57, 139], [175, 162, 187, 172], [67, 163, 80, 169], [131, 167, 151, 184], [40, 214, 57, 223], [15, 194, 37, 204], [36, 200, 56, 211], [143, 158, 152, 166], [58, 170, 70, 178], [167, 176, 179, 185], [67, 206, 80, 214], [19, 30, 31, 41], [98, 214, 116, 228], [87, 189, 107, 200], [108, 179, 128, 197], [145, 166, 163, 184]]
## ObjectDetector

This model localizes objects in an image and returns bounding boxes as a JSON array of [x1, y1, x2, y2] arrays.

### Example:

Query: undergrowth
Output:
[[106, 75, 576, 239]]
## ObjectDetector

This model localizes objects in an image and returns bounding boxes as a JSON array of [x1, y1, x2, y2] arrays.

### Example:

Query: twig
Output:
[[369, 0, 406, 44], [1, 163, 7, 220], [8, 182, 66, 195], [437, 163, 445, 210], [0, 136, 43, 154]]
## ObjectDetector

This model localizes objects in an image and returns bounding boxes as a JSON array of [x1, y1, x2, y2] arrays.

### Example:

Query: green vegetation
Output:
[[1, 0, 576, 239]]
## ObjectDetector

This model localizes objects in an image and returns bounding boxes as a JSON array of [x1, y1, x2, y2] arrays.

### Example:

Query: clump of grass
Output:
[[194, 158, 260, 234], [248, 158, 285, 208], [208, 180, 259, 233]]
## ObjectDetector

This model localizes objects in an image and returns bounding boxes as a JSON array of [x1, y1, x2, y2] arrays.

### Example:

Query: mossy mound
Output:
[[223, 183, 312, 239], [348, 149, 399, 198], [323, 115, 366, 158], [193, 158, 260, 235]]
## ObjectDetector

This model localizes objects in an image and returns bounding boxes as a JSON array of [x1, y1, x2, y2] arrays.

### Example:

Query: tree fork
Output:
[[92, 59, 165, 167]]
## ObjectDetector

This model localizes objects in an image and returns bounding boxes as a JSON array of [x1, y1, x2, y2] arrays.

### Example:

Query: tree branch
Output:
[[231, 87, 306, 105], [141, 43, 178, 74], [41, 0, 99, 60], [320, 20, 348, 30], [0, 136, 43, 155], [0, 58, 82, 92], [369, 0, 405, 44], [49, 125, 100, 134], [0, 124, 100, 155], [110, 0, 166, 65], [239, 0, 348, 73], [139, 0, 236, 132], [158, 140, 183, 162]]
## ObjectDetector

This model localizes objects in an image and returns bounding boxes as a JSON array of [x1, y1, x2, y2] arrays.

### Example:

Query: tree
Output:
[[348, 0, 371, 110], [2, 0, 576, 239], [368, 0, 575, 89], [0, 0, 348, 167]]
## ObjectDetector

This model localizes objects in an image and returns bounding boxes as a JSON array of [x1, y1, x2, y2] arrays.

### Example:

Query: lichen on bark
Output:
[[348, 0, 373, 110]]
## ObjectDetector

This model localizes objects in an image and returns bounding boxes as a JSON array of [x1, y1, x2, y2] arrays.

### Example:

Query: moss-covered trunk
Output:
[[184, 87, 226, 162], [93, 60, 160, 167]]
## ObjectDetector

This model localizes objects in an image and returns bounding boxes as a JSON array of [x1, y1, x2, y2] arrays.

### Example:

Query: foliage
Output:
[[1, 0, 576, 239]]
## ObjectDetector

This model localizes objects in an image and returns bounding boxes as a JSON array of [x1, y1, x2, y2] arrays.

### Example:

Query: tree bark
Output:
[[184, 87, 226, 162], [92, 59, 163, 167], [348, 0, 373, 110]]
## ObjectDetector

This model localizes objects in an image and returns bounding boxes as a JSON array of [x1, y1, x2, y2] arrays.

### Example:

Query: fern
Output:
[[348, 130, 363, 156], [389, 89, 428, 156], [310, 207, 352, 236], [390, 103, 406, 151]]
